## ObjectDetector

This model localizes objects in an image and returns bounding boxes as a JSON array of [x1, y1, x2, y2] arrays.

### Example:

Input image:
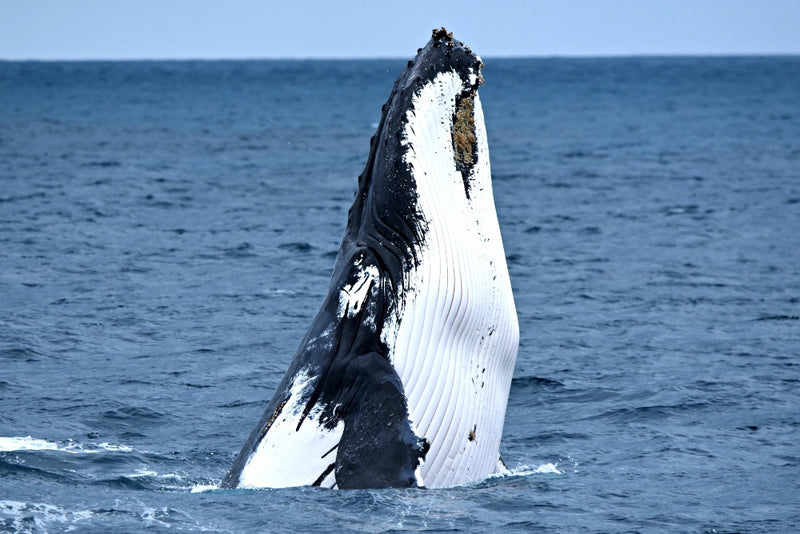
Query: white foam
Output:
[[529, 462, 563, 475], [96, 442, 134, 453], [0, 436, 61, 452], [140, 506, 172, 528], [190, 483, 220, 493], [499, 463, 565, 478], [0, 436, 132, 454], [0, 500, 94, 531], [128, 468, 159, 478]]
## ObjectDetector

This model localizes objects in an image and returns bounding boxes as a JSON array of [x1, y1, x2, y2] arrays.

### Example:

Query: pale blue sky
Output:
[[2, 0, 799, 60]]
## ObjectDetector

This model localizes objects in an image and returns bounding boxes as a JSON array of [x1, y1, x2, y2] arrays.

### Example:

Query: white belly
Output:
[[384, 72, 519, 488]]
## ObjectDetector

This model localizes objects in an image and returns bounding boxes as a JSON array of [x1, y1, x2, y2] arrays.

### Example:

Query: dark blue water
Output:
[[1, 57, 799, 533]]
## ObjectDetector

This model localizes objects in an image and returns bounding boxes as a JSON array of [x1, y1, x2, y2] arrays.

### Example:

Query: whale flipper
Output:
[[329, 350, 427, 489], [223, 28, 518, 490]]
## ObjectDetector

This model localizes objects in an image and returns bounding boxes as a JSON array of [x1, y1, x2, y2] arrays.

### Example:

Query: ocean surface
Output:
[[1, 56, 799, 533]]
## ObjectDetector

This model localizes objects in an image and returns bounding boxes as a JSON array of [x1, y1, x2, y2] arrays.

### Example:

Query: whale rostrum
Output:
[[222, 28, 519, 490]]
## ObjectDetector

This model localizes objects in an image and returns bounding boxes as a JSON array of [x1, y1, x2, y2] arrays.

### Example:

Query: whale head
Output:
[[342, 27, 489, 284]]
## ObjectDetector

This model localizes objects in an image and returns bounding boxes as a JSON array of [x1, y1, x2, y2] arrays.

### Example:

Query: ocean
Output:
[[1, 57, 798, 532]]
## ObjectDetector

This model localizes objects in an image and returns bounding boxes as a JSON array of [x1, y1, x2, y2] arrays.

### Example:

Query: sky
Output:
[[2, 0, 799, 60]]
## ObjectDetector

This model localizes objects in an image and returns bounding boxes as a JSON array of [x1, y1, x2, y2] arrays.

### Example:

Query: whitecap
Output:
[[525, 462, 564, 475], [0, 436, 132, 454], [488, 462, 565, 481], [0, 436, 60, 452], [0, 500, 94, 531], [96, 441, 134, 453], [190, 483, 220, 493]]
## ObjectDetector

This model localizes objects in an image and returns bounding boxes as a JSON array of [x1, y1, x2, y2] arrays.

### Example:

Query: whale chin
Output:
[[222, 27, 519, 490]]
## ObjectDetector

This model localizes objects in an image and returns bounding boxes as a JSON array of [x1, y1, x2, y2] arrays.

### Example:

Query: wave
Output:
[[0, 436, 132, 454], [190, 462, 566, 493], [0, 499, 183, 531], [0, 436, 222, 495], [506, 462, 564, 476], [2, 436, 564, 495], [190, 483, 220, 493], [0, 500, 94, 532]]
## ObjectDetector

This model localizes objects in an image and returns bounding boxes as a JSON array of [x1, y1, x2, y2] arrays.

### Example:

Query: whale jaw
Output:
[[222, 28, 518, 490]]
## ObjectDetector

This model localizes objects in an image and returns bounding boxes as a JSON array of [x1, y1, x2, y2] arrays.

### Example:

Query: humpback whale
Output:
[[222, 28, 518, 490]]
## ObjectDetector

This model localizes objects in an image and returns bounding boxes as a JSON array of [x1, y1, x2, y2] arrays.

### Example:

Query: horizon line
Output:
[[3, 51, 800, 63]]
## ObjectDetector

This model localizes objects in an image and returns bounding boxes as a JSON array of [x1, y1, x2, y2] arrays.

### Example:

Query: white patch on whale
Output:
[[337, 262, 379, 326], [383, 69, 519, 488], [237, 368, 344, 489]]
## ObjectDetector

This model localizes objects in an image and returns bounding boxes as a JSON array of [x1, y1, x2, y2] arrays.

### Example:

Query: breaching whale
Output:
[[221, 28, 518, 490]]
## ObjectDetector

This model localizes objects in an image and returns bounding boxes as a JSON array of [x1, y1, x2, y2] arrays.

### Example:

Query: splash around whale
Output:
[[221, 28, 519, 490]]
